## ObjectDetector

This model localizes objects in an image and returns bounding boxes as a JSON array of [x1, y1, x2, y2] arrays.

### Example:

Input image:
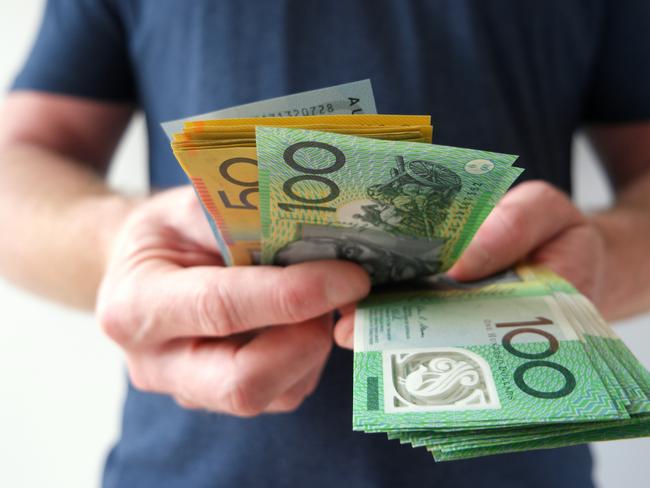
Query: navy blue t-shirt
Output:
[[13, 1, 650, 487]]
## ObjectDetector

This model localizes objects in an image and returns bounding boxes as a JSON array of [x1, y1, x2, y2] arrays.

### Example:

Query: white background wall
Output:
[[0, 2, 648, 487]]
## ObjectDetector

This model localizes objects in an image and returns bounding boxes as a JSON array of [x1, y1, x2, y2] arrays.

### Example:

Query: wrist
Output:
[[91, 194, 144, 273], [589, 207, 650, 320]]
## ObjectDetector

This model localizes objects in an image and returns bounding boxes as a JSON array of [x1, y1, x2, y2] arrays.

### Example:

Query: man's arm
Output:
[[0, 91, 136, 308], [588, 123, 650, 320], [0, 91, 371, 415]]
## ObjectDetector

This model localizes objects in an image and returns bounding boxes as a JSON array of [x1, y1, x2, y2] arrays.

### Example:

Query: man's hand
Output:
[[334, 180, 607, 349], [445, 180, 606, 300], [96, 187, 370, 415]]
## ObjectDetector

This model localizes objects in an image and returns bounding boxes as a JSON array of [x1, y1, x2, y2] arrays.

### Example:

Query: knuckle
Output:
[[300, 371, 322, 400], [174, 396, 199, 410], [96, 293, 131, 345], [226, 379, 266, 417], [304, 380, 319, 398], [275, 394, 305, 413], [97, 278, 150, 347], [127, 360, 154, 392]]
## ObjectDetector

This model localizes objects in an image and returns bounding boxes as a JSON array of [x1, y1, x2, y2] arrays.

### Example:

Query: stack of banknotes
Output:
[[354, 266, 650, 460], [172, 113, 436, 267], [167, 80, 650, 460]]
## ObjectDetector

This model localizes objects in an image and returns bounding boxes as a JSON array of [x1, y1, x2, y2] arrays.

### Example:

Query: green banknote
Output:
[[352, 280, 621, 430], [431, 415, 650, 461], [256, 127, 522, 283], [351, 266, 650, 461]]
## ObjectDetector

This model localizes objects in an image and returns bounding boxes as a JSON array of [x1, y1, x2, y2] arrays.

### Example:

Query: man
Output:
[[1, 1, 649, 487]]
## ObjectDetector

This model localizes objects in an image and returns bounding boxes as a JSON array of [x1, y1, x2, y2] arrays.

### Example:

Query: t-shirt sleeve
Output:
[[582, 0, 650, 123], [11, 0, 135, 103]]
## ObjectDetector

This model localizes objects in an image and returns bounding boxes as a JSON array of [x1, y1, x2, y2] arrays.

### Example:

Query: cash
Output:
[[172, 114, 433, 265], [167, 83, 650, 460], [256, 127, 521, 283], [353, 266, 650, 460]]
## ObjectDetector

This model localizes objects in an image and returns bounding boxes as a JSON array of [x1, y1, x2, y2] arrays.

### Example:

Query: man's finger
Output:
[[333, 306, 356, 350], [103, 259, 369, 346], [225, 316, 332, 415], [128, 315, 333, 416], [265, 362, 324, 413], [447, 181, 586, 282]]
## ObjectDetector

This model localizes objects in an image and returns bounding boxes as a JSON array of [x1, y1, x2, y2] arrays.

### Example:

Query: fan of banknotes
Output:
[[354, 266, 650, 460], [166, 80, 650, 460]]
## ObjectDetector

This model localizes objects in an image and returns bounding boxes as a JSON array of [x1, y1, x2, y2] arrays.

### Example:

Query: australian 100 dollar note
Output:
[[354, 266, 650, 461], [256, 127, 523, 283], [351, 275, 622, 432]]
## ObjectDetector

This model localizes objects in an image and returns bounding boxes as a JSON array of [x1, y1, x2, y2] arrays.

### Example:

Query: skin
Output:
[[1, 91, 650, 414]]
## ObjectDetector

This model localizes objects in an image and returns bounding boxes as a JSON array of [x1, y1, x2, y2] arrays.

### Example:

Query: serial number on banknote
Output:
[[259, 97, 364, 117]]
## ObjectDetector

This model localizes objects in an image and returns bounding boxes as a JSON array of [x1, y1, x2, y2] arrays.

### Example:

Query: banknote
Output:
[[256, 127, 522, 282], [161, 79, 376, 139], [351, 266, 650, 460], [167, 79, 378, 264], [352, 279, 620, 430], [432, 418, 650, 461], [173, 115, 432, 265]]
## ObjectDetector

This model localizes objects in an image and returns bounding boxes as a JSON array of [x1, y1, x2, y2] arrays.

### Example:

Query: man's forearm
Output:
[[592, 171, 650, 321], [0, 143, 136, 309]]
